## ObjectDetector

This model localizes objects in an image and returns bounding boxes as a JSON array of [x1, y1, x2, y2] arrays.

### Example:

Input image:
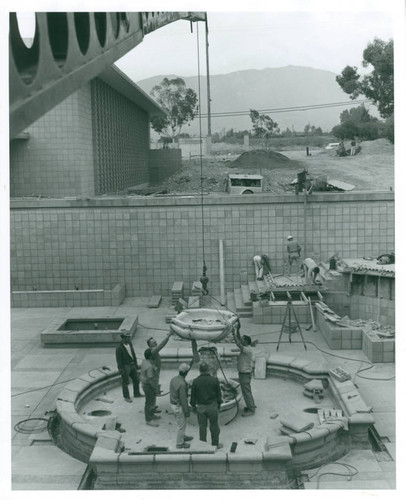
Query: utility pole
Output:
[[205, 13, 212, 138]]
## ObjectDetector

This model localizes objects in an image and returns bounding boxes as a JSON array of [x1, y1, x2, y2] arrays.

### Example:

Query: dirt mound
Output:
[[230, 150, 299, 170], [359, 138, 393, 155]]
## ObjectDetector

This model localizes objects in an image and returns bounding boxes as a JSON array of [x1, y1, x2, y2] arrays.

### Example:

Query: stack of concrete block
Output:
[[189, 281, 203, 308], [171, 281, 184, 305], [303, 379, 325, 401]]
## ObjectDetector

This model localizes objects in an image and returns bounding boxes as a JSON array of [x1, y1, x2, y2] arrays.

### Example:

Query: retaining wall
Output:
[[10, 191, 394, 297]]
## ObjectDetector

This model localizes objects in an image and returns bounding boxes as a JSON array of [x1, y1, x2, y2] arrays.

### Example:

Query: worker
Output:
[[169, 340, 199, 449], [350, 140, 356, 156], [190, 361, 223, 450], [231, 321, 257, 417], [377, 252, 395, 265], [115, 333, 143, 403], [147, 332, 172, 406], [286, 235, 302, 275], [253, 254, 272, 280], [302, 257, 321, 285], [140, 348, 161, 427]]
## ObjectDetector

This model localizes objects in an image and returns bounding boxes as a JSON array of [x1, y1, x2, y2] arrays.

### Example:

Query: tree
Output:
[[336, 38, 394, 119], [332, 104, 380, 141], [304, 124, 323, 135], [249, 109, 280, 149], [150, 78, 198, 145]]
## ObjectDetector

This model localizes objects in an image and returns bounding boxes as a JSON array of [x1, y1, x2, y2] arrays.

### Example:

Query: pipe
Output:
[[219, 239, 226, 305]]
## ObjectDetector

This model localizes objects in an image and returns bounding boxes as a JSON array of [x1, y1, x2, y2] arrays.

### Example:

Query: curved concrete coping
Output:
[[90, 435, 293, 474], [56, 361, 241, 462], [266, 352, 375, 429], [57, 351, 373, 466]]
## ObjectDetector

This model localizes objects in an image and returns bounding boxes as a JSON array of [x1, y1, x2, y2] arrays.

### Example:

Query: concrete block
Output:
[[155, 453, 191, 472], [352, 340, 362, 349], [267, 354, 297, 366], [227, 452, 264, 472], [190, 453, 227, 473], [383, 351, 395, 362], [117, 453, 155, 472], [262, 444, 292, 462], [95, 433, 123, 452], [342, 339, 352, 349]]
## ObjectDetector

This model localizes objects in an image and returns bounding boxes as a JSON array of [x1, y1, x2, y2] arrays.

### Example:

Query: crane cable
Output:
[[196, 21, 209, 297]]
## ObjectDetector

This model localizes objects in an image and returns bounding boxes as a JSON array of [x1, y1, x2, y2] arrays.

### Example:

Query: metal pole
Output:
[[219, 240, 226, 305], [205, 13, 212, 137]]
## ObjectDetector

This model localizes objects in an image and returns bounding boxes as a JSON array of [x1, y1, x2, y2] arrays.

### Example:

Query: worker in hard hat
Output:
[[286, 235, 302, 275]]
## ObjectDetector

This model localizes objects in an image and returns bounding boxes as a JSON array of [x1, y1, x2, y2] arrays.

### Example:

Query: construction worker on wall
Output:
[[286, 235, 302, 275], [301, 257, 321, 285], [253, 254, 272, 281]]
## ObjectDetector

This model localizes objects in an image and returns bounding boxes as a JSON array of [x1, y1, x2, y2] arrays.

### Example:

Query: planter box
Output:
[[316, 309, 362, 350], [362, 329, 395, 363]]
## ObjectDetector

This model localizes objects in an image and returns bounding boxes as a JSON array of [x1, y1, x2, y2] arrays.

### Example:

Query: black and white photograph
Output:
[[2, 0, 405, 496]]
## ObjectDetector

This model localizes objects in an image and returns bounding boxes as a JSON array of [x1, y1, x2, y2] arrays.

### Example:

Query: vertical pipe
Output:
[[219, 239, 225, 305]]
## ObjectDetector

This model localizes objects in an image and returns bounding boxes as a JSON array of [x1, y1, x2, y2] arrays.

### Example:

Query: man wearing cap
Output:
[[286, 235, 302, 275], [169, 340, 199, 448], [115, 333, 142, 403], [140, 348, 161, 427], [191, 361, 223, 449]]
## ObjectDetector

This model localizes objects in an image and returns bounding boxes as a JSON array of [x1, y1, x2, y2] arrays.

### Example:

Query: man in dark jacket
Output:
[[115, 333, 142, 403], [190, 361, 223, 449]]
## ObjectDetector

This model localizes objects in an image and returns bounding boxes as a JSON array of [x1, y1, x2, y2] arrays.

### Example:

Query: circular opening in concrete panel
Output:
[[88, 410, 112, 417]]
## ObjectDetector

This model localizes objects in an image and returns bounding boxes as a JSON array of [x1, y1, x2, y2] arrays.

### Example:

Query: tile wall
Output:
[[10, 192, 394, 298]]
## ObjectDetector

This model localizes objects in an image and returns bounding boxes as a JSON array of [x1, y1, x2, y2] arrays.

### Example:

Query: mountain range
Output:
[[135, 66, 371, 136]]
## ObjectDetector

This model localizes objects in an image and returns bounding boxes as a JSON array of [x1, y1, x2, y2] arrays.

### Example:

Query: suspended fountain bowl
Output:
[[170, 308, 238, 342]]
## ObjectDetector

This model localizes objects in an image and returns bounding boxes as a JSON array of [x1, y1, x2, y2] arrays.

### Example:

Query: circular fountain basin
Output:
[[170, 308, 238, 342]]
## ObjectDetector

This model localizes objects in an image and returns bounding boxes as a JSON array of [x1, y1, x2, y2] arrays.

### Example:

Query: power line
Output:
[[198, 99, 370, 118]]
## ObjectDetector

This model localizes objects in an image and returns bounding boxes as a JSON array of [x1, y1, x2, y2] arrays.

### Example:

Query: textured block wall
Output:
[[91, 79, 150, 194], [149, 149, 182, 185], [10, 192, 394, 297], [10, 86, 95, 198]]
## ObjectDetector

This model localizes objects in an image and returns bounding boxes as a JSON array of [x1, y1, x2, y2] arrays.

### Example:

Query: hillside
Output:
[[135, 66, 373, 134]]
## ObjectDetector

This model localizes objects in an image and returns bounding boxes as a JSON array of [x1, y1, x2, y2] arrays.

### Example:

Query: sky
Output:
[[116, 8, 395, 83], [11, 0, 398, 85]]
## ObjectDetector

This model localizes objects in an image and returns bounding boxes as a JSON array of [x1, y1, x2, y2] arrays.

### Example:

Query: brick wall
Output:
[[149, 149, 182, 185], [10, 192, 394, 297], [10, 86, 95, 197]]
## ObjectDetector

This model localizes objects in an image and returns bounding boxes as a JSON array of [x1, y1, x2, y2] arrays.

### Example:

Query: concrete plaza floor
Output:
[[5, 297, 397, 492]]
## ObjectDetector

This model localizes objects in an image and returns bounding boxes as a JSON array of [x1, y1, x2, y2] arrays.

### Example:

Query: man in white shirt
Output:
[[231, 321, 257, 417]]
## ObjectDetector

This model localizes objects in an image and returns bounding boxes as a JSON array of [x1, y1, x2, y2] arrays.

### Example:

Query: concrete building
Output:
[[10, 64, 181, 198]]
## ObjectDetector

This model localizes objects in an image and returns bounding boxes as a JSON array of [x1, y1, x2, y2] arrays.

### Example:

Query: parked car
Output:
[[325, 143, 340, 150]]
